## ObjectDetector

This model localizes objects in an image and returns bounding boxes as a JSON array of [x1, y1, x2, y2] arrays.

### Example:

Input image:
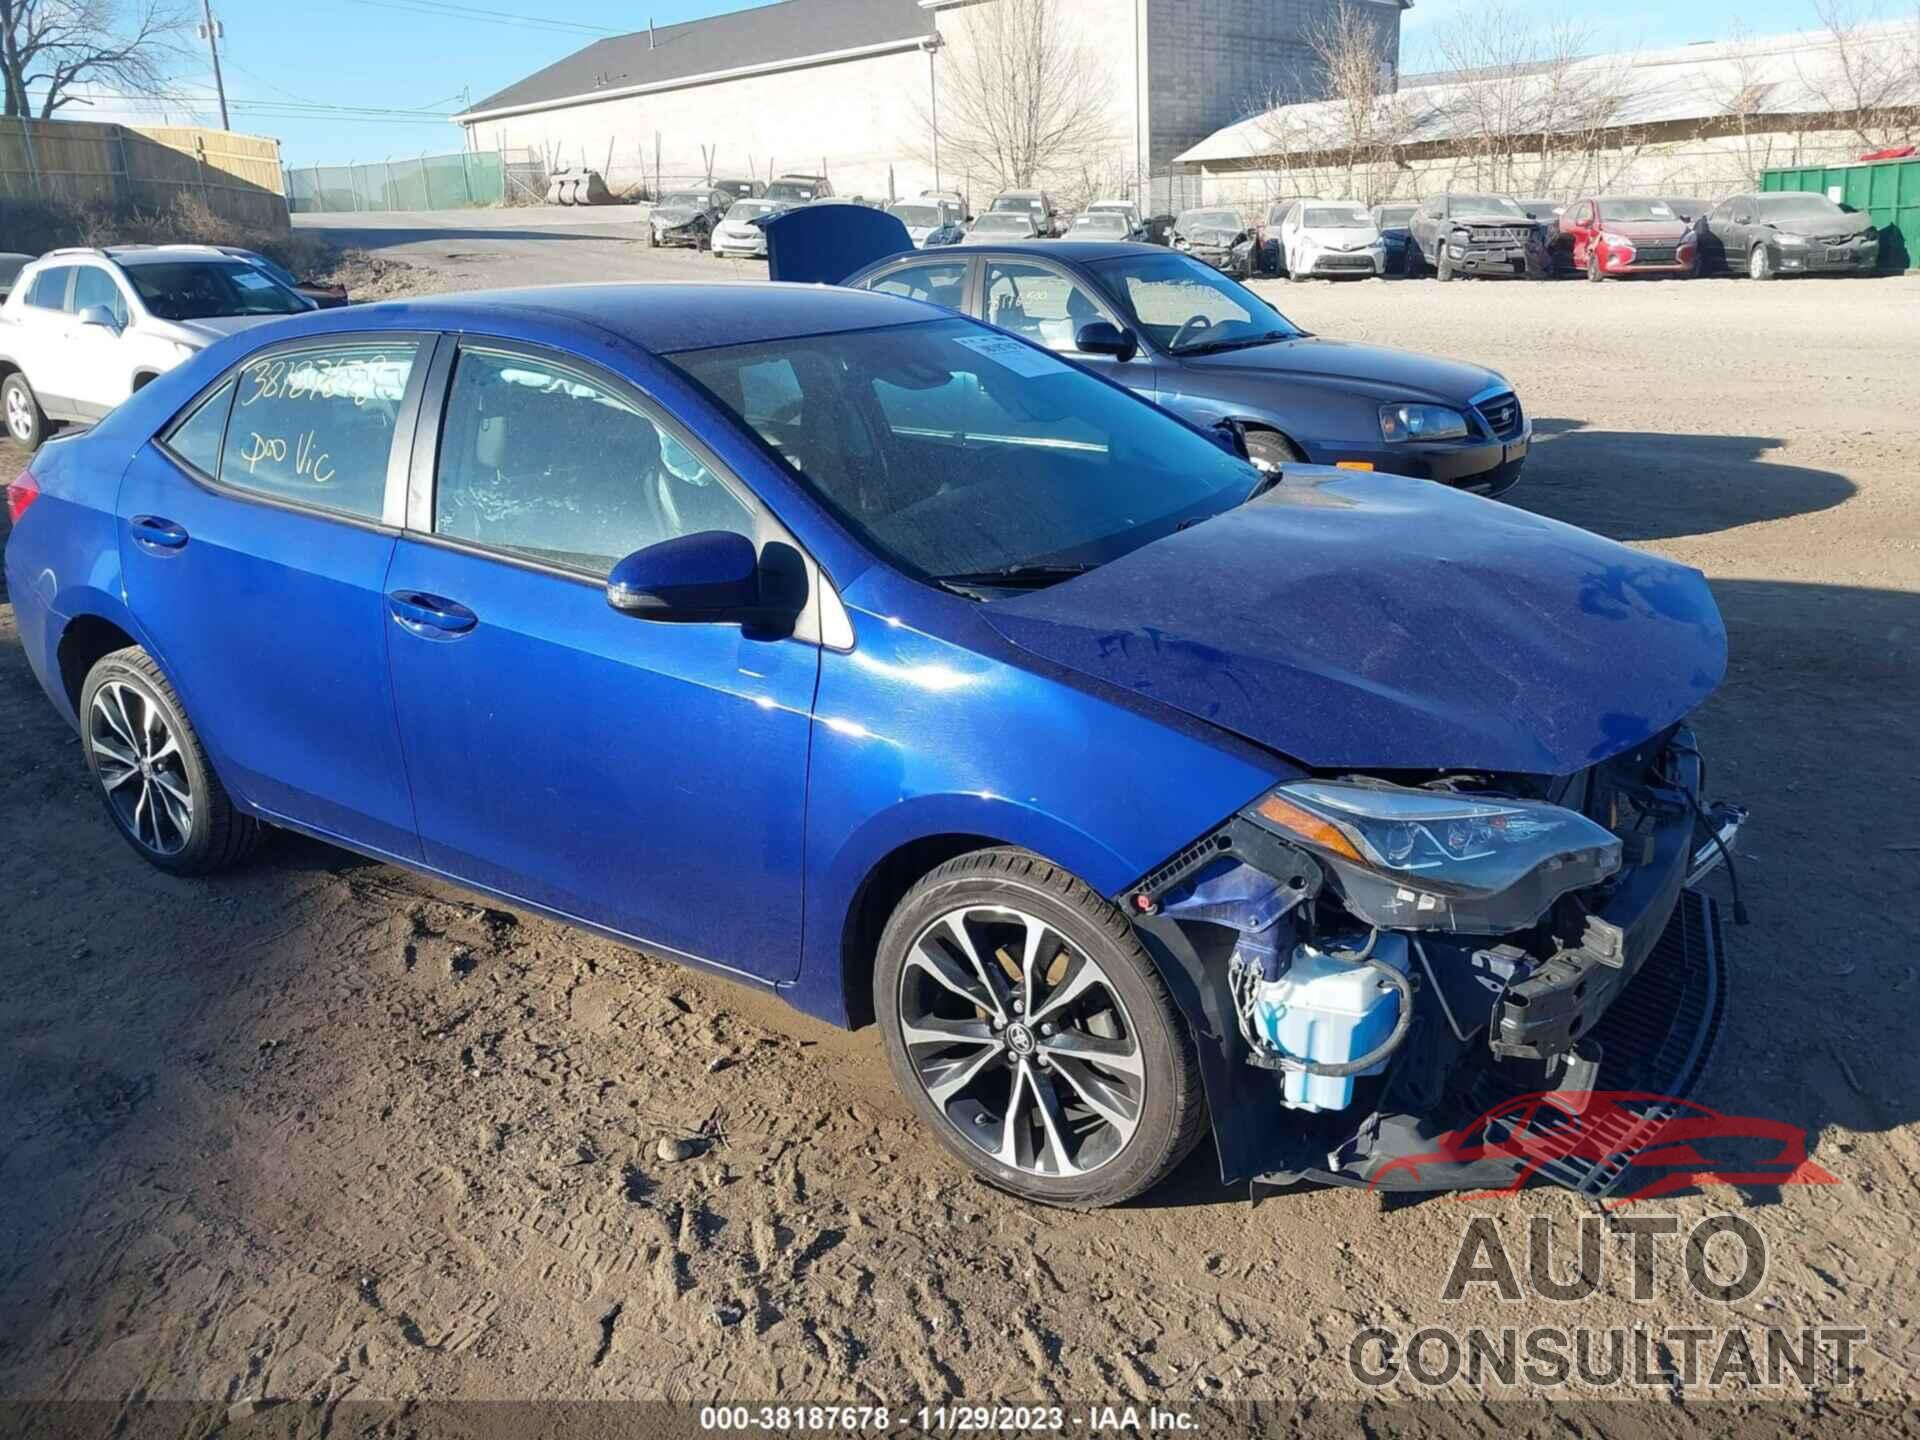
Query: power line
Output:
[[341, 0, 617, 37]]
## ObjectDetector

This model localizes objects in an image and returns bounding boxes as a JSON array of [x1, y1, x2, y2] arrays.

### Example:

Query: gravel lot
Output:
[[2, 253, 1917, 1427]]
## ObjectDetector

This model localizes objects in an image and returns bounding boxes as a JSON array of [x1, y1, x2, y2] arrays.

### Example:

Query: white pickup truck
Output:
[[0, 245, 310, 451]]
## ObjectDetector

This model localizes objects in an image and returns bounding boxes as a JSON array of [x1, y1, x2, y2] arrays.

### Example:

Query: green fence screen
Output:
[[286, 150, 505, 214], [1762, 157, 1920, 272]]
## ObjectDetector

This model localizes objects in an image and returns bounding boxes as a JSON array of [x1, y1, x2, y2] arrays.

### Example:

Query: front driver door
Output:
[[383, 340, 818, 980], [978, 258, 1156, 398]]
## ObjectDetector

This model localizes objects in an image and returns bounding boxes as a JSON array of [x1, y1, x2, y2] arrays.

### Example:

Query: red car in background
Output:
[[1555, 197, 1698, 280]]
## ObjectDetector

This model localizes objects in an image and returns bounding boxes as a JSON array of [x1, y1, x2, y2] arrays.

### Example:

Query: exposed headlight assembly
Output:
[[1378, 403, 1469, 442], [1777, 232, 1809, 246], [1245, 780, 1622, 932]]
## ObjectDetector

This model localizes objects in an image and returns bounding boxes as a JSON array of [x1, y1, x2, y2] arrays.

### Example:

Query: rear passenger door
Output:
[[117, 334, 431, 857], [381, 339, 818, 980], [16, 265, 78, 411]]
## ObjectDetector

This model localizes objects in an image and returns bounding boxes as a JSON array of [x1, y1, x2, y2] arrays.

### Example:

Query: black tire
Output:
[[80, 646, 262, 875], [1587, 250, 1604, 282], [1244, 429, 1303, 473], [874, 848, 1206, 1209], [4, 372, 50, 451], [1436, 249, 1455, 282], [1749, 244, 1775, 281]]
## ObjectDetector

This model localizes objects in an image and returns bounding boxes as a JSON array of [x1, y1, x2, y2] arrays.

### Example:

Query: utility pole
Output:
[[197, 0, 229, 130], [921, 34, 944, 193]]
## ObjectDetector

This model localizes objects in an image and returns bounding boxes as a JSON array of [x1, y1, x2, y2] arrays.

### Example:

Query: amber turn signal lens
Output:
[[1335, 461, 1375, 471], [1254, 793, 1365, 863]]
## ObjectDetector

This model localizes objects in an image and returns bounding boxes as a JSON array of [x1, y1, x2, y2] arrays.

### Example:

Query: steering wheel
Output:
[[1169, 314, 1215, 351]]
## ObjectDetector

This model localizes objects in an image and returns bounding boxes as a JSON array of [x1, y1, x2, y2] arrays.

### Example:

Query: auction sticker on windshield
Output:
[[953, 333, 1070, 378]]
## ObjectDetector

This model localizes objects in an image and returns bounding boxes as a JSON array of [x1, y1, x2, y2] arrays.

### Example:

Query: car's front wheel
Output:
[[80, 647, 262, 875], [4, 372, 49, 451], [874, 849, 1206, 1208], [1749, 244, 1775, 281]]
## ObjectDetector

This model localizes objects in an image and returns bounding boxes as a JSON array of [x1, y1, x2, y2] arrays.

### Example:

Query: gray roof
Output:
[[462, 0, 933, 120]]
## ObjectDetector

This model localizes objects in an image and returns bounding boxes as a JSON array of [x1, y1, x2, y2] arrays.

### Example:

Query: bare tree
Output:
[[1425, 1, 1637, 195], [1, 0, 188, 118], [928, 0, 1115, 193], [1798, 0, 1920, 150]]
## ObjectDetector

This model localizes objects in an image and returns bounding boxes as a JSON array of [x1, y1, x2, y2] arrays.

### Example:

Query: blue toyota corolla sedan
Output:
[[4, 283, 1744, 1207]]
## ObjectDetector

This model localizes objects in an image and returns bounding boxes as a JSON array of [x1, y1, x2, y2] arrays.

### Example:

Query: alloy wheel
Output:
[[89, 680, 194, 855], [897, 905, 1145, 1179], [5, 385, 31, 440]]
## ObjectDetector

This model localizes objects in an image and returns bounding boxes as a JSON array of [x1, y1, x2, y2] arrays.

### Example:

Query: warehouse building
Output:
[[455, 0, 1409, 209], [1174, 20, 1920, 209]]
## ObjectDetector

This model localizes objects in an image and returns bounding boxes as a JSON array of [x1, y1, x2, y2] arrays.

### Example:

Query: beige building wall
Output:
[[464, 0, 1153, 209], [466, 47, 932, 200]]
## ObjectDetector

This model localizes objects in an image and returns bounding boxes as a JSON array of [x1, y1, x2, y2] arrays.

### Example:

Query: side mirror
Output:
[[607, 530, 769, 624], [1075, 321, 1138, 362], [77, 303, 121, 332]]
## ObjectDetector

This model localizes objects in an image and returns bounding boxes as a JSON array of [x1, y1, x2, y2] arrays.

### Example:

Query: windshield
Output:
[[973, 214, 1033, 234], [1597, 198, 1677, 222], [666, 317, 1255, 588], [661, 192, 709, 208], [123, 261, 308, 320], [1302, 204, 1372, 229], [767, 181, 817, 201], [1756, 193, 1847, 222], [724, 201, 776, 222], [1452, 195, 1528, 220], [993, 195, 1045, 214], [889, 205, 940, 226], [1090, 250, 1301, 354], [1374, 205, 1415, 227], [1178, 209, 1240, 231], [1071, 214, 1128, 234]]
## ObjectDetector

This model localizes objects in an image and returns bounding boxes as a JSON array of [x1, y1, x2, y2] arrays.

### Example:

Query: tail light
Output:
[[5, 468, 38, 524]]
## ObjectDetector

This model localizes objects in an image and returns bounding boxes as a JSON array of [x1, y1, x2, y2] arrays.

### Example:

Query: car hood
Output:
[[1296, 225, 1381, 248], [1601, 218, 1689, 242], [767, 203, 913, 283], [1769, 216, 1876, 238], [1179, 336, 1503, 406], [1180, 228, 1240, 247], [978, 470, 1725, 775], [161, 314, 286, 346]]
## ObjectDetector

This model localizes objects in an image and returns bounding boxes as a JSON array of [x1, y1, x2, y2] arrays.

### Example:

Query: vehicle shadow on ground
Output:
[[1516, 418, 1855, 542]]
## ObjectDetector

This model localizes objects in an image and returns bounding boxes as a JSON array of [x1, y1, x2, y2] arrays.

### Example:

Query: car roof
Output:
[[942, 240, 1150, 263], [286, 281, 938, 354], [38, 244, 234, 267]]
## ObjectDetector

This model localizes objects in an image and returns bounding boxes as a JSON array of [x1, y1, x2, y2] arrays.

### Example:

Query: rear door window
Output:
[[163, 378, 238, 476], [25, 266, 74, 310], [217, 341, 419, 520]]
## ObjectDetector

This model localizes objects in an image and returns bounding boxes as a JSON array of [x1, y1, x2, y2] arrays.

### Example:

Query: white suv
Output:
[[0, 245, 311, 451]]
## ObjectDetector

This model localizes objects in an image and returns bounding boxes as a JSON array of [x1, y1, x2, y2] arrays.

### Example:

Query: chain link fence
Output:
[[286, 150, 506, 214]]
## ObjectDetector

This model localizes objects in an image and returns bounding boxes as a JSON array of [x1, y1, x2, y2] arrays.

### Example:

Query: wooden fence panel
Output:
[[0, 117, 288, 233]]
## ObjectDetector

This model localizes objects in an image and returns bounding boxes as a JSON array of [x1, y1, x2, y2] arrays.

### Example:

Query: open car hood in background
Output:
[[765, 204, 913, 285], [979, 470, 1727, 777]]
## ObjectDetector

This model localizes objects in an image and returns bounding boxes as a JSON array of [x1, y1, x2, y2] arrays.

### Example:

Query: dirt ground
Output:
[[2, 259, 1917, 1429]]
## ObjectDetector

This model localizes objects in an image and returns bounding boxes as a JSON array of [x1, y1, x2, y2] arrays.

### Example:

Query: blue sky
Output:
[[87, 0, 1836, 169]]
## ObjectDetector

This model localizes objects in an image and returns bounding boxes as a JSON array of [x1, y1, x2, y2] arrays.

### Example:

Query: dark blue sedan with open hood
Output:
[[767, 203, 1530, 493], [8, 275, 1740, 1209]]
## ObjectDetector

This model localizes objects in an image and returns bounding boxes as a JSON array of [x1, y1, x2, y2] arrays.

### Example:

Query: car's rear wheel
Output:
[[4, 373, 49, 451], [80, 647, 262, 875], [1749, 244, 1775, 281], [874, 848, 1206, 1208]]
